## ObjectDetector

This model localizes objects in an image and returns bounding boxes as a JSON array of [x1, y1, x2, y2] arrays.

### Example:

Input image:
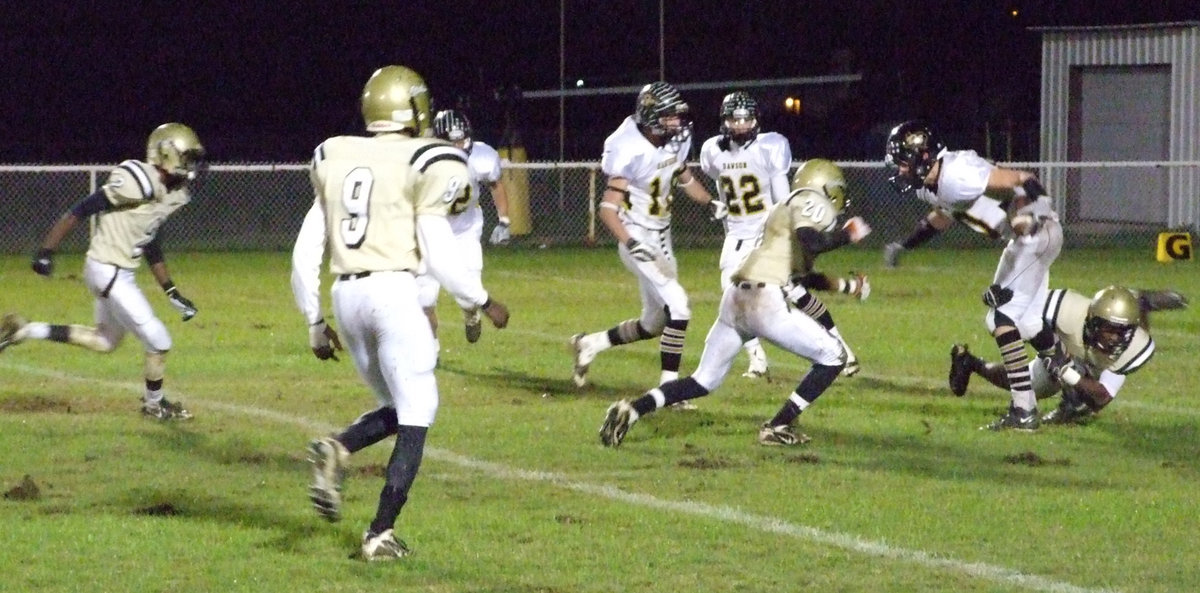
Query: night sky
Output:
[[3, 1, 1198, 164]]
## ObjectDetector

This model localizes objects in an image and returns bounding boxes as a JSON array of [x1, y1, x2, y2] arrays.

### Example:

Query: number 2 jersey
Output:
[[601, 116, 692, 231], [88, 160, 191, 269], [698, 131, 793, 241]]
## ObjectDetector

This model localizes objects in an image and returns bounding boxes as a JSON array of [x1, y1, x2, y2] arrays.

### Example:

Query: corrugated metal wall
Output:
[[1039, 23, 1200, 230]]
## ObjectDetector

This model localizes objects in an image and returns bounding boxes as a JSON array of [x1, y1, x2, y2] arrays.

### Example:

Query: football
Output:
[[1011, 213, 1037, 235]]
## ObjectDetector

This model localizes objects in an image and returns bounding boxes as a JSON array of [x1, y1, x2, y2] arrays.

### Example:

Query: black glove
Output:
[[31, 248, 54, 277], [1039, 343, 1071, 377], [982, 284, 1013, 308], [625, 238, 657, 262], [163, 282, 198, 321]]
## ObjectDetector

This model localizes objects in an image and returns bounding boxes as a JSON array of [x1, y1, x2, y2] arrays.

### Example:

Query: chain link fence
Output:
[[1, 161, 1195, 255]]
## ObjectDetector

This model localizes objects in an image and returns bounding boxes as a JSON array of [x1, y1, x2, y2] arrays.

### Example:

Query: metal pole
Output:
[[558, 0, 566, 209], [658, 0, 665, 80]]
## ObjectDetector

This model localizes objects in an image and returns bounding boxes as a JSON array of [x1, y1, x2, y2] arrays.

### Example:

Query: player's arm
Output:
[[988, 166, 1046, 217], [1062, 369, 1125, 411], [795, 227, 850, 255], [677, 167, 726, 219], [31, 190, 111, 276], [290, 199, 328, 326], [141, 234, 199, 321], [489, 179, 510, 224], [599, 177, 634, 244]]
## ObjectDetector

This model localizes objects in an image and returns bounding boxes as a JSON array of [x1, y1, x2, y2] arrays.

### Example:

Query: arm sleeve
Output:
[[142, 234, 165, 265], [290, 200, 327, 325], [417, 214, 489, 307], [796, 226, 850, 255], [69, 190, 113, 217]]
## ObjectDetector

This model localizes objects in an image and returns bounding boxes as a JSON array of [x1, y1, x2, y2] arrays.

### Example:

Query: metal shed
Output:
[[1036, 22, 1200, 231]]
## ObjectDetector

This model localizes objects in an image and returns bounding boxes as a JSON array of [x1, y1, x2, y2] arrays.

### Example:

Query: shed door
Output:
[[1068, 65, 1170, 224]]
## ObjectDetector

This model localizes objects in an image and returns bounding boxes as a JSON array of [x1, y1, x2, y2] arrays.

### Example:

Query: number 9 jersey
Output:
[[699, 131, 792, 241]]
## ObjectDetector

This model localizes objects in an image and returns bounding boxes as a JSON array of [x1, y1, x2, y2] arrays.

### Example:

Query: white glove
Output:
[[709, 200, 729, 221], [842, 216, 872, 243], [625, 238, 657, 262], [489, 216, 512, 245]]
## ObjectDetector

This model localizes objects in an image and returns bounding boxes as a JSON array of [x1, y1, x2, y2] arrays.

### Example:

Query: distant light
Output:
[[575, 79, 584, 87], [784, 97, 801, 114], [1011, 9, 1019, 16]]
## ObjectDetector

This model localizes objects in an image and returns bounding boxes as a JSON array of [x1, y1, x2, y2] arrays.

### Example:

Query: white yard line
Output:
[[1, 360, 1124, 593]]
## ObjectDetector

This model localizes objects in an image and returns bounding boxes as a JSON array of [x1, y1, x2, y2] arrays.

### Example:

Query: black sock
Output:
[[48, 325, 70, 343], [369, 425, 428, 536], [338, 407, 400, 454], [901, 217, 940, 250], [767, 363, 842, 426], [632, 377, 708, 416], [606, 319, 653, 346]]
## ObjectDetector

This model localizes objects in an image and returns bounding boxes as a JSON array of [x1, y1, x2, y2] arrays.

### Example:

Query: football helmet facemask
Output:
[[884, 120, 944, 193], [634, 81, 692, 150], [791, 158, 848, 212], [361, 65, 432, 135], [433, 109, 473, 153], [146, 123, 206, 182], [719, 91, 760, 146], [1083, 286, 1142, 357]]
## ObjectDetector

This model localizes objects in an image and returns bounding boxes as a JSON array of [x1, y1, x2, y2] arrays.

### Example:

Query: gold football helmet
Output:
[[361, 65, 432, 135], [791, 158, 847, 212], [1084, 286, 1142, 357], [146, 123, 205, 180]]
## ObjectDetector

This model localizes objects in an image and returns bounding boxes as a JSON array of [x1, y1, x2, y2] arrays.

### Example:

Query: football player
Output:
[[599, 160, 872, 448], [948, 286, 1161, 425], [0, 123, 205, 420], [416, 109, 511, 345], [291, 65, 510, 562], [885, 120, 1062, 431], [570, 81, 727, 395], [881, 121, 1009, 268]]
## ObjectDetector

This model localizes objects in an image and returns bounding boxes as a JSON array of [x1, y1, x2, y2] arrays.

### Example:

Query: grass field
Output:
[[1, 245, 1197, 593]]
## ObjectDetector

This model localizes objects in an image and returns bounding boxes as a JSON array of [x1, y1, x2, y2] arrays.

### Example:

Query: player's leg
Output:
[[569, 244, 666, 387], [788, 284, 859, 376], [360, 273, 437, 559], [752, 288, 846, 445], [983, 221, 1062, 430]]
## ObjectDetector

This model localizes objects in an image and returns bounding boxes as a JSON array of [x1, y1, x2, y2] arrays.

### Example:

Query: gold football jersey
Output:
[[733, 188, 839, 286], [311, 135, 468, 275], [1042, 289, 1155, 376], [88, 160, 190, 269]]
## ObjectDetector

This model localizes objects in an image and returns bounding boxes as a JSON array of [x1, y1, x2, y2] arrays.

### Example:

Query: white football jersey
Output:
[[601, 116, 691, 231], [699, 131, 793, 240], [1041, 289, 1155, 382], [912, 149, 1009, 238], [88, 160, 191, 269], [732, 188, 838, 287], [447, 140, 504, 235]]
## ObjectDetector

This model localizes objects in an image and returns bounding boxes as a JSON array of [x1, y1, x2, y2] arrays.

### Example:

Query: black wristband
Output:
[[1021, 177, 1046, 199], [481, 298, 493, 311]]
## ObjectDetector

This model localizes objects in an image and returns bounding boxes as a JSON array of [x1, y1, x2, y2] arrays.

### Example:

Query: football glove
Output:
[[842, 216, 872, 243], [489, 217, 512, 245], [31, 248, 54, 277], [625, 238, 657, 262], [162, 282, 198, 321], [308, 318, 343, 361], [982, 284, 1013, 308], [709, 200, 729, 221]]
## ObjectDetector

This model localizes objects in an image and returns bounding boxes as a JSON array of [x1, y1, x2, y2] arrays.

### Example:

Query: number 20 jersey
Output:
[[699, 131, 792, 241], [309, 134, 468, 275], [601, 116, 691, 231]]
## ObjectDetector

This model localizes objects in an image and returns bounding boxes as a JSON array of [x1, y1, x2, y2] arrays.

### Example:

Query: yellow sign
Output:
[[1156, 232, 1193, 262]]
